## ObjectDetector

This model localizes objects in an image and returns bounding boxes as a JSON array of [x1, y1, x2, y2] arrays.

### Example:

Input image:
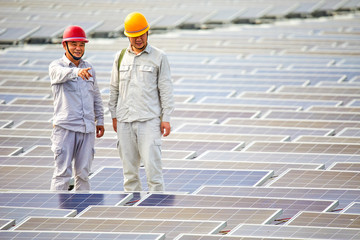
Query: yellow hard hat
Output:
[[124, 12, 150, 37]]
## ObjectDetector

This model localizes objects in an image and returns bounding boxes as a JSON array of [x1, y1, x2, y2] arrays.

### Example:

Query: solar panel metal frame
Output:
[[342, 202, 360, 214]]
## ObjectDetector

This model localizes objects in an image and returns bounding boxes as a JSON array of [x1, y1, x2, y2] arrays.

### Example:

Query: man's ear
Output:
[[62, 42, 67, 50]]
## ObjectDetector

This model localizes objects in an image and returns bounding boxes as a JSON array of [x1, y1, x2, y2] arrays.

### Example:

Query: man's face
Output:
[[63, 41, 85, 60], [129, 33, 148, 51]]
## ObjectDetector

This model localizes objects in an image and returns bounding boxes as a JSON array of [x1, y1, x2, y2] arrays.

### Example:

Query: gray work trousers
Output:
[[116, 118, 164, 192], [50, 126, 95, 191]]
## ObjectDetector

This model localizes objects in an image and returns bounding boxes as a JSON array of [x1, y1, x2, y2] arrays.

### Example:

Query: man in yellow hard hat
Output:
[[109, 12, 174, 192], [49, 25, 105, 191]]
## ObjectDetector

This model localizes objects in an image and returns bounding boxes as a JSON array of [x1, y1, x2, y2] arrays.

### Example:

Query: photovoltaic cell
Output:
[[294, 135, 360, 144], [90, 167, 273, 192], [0, 193, 132, 212], [194, 186, 360, 209], [14, 217, 226, 239], [268, 169, 360, 189], [287, 211, 360, 229], [137, 194, 338, 221], [229, 224, 360, 239], [337, 128, 360, 137], [0, 231, 165, 240]]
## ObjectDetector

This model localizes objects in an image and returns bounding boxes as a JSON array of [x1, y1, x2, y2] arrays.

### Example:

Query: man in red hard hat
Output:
[[49, 25, 105, 191], [109, 12, 174, 192]]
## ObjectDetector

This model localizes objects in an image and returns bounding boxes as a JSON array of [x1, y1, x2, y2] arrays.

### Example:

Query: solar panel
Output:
[[0, 128, 51, 137], [174, 234, 305, 240], [0, 166, 54, 190], [222, 118, 360, 134], [0, 206, 76, 225], [172, 108, 260, 123], [328, 162, 360, 171], [337, 128, 360, 137], [177, 77, 309, 87], [175, 102, 300, 113], [0, 192, 132, 212], [78, 206, 282, 229], [14, 217, 226, 239], [294, 135, 360, 144], [163, 159, 323, 175], [196, 151, 360, 168], [342, 202, 360, 214], [268, 169, 360, 189], [199, 96, 342, 109], [0, 104, 53, 113], [194, 186, 360, 209], [0, 146, 23, 156], [243, 141, 360, 154], [263, 110, 360, 121], [287, 211, 360, 229], [175, 124, 333, 140], [167, 132, 289, 143], [238, 91, 357, 105], [347, 99, 360, 107], [0, 231, 165, 240], [174, 83, 275, 94], [306, 106, 360, 113], [137, 194, 338, 222], [0, 94, 48, 103], [90, 167, 273, 192], [277, 85, 360, 95], [228, 224, 360, 239]]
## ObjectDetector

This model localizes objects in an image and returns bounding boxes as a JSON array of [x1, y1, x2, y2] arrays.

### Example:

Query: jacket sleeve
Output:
[[157, 54, 174, 122], [92, 70, 104, 126], [49, 60, 79, 85], [108, 51, 121, 119]]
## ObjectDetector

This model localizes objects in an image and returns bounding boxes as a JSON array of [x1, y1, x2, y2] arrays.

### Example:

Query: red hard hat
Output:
[[62, 25, 89, 43]]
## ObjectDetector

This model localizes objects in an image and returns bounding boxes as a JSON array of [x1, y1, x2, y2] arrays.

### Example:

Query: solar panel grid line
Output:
[[0, 231, 166, 240], [173, 234, 313, 240], [13, 217, 227, 239], [277, 85, 360, 95], [285, 211, 360, 229], [228, 224, 360, 239]]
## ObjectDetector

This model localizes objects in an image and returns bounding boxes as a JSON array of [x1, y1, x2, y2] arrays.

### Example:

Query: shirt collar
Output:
[[128, 43, 151, 55], [62, 54, 84, 66]]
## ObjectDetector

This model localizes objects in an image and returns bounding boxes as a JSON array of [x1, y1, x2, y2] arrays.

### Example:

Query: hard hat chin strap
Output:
[[65, 42, 83, 61]]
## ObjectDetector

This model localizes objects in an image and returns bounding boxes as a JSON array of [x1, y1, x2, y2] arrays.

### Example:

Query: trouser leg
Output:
[[138, 118, 164, 191], [117, 121, 142, 191], [73, 132, 94, 191], [50, 126, 74, 191]]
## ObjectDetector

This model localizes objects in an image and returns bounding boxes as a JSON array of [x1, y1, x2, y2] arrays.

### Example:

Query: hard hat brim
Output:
[[62, 37, 89, 43], [124, 25, 150, 38]]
